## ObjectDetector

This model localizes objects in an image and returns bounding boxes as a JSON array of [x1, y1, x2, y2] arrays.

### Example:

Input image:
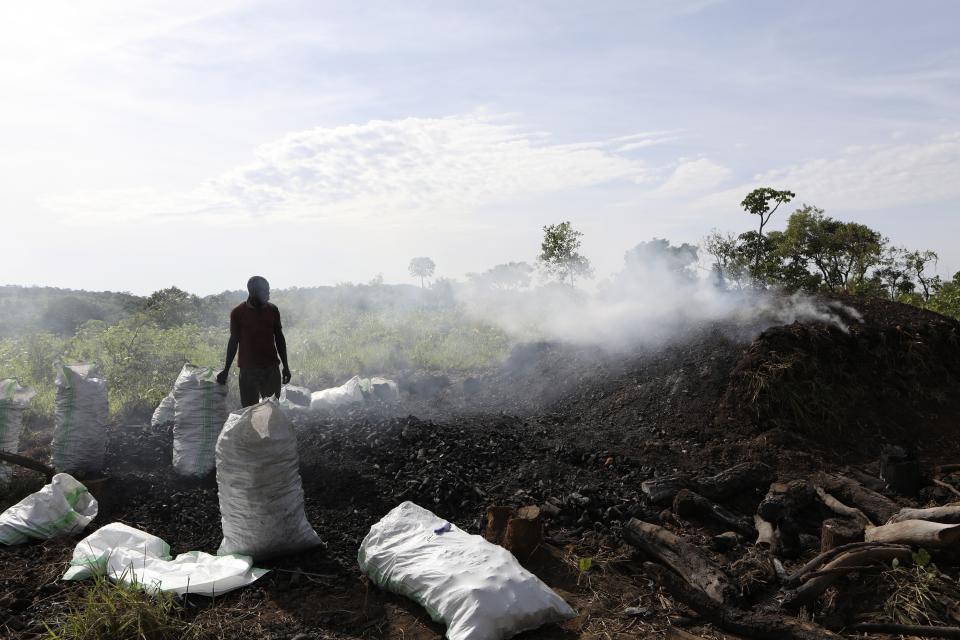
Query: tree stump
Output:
[[483, 506, 514, 545], [504, 505, 543, 560], [880, 446, 920, 496], [820, 518, 864, 552]]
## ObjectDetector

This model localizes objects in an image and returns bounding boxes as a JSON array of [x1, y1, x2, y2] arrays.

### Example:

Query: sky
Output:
[[2, 0, 959, 295]]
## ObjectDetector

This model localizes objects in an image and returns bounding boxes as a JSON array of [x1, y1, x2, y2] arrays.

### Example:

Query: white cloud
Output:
[[656, 158, 734, 195], [753, 133, 960, 210], [43, 114, 650, 225]]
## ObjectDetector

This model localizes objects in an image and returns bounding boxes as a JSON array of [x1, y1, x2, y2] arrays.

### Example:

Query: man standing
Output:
[[216, 276, 292, 407]]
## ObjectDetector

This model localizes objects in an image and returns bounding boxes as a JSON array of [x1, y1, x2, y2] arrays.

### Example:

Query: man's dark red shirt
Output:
[[230, 302, 281, 369]]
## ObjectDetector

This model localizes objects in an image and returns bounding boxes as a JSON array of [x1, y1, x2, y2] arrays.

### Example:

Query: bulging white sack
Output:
[[172, 364, 228, 477], [216, 399, 320, 559], [150, 392, 175, 429], [52, 364, 109, 474], [309, 375, 364, 411], [63, 522, 268, 596], [0, 473, 98, 545], [358, 502, 576, 640], [0, 379, 36, 483]]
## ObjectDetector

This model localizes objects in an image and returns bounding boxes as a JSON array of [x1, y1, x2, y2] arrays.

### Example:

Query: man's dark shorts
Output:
[[239, 367, 281, 407]]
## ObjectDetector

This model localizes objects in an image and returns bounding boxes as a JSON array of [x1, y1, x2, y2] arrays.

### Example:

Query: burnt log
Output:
[[672, 489, 756, 538], [812, 472, 898, 524], [820, 518, 864, 552], [848, 622, 960, 638], [0, 450, 55, 481], [695, 461, 774, 501], [880, 445, 921, 496], [643, 562, 840, 640], [757, 480, 815, 523], [623, 519, 734, 605], [641, 474, 689, 506]]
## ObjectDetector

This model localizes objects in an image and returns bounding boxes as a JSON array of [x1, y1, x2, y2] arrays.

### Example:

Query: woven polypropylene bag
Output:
[[172, 364, 227, 477], [51, 364, 108, 475], [0, 379, 35, 483]]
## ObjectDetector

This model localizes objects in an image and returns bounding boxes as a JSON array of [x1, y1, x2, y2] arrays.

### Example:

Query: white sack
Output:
[[0, 473, 98, 545], [216, 399, 320, 559], [280, 385, 311, 407], [63, 522, 268, 596], [309, 375, 364, 410], [52, 364, 109, 474], [172, 364, 228, 477], [0, 379, 36, 483], [361, 377, 400, 403], [150, 392, 175, 429], [358, 502, 576, 640]]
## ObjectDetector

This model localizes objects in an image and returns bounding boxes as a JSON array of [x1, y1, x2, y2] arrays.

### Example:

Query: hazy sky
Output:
[[3, 0, 958, 295]]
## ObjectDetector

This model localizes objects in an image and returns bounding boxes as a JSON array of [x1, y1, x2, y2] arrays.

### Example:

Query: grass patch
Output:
[[43, 575, 197, 640]]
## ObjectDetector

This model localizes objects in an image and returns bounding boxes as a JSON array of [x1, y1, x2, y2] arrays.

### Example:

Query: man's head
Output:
[[247, 276, 270, 305]]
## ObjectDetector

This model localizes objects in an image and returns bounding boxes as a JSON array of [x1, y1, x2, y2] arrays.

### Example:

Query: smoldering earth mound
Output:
[[2, 297, 960, 639]]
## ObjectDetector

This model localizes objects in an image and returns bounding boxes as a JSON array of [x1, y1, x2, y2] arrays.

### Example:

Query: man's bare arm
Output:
[[216, 335, 240, 385], [275, 326, 291, 384]]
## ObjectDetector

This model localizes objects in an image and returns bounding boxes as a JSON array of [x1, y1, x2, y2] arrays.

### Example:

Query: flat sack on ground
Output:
[[51, 364, 108, 474], [216, 399, 321, 559], [172, 364, 228, 476], [63, 521, 268, 595], [0, 379, 36, 483], [0, 473, 98, 545], [309, 375, 364, 410], [358, 501, 576, 640]]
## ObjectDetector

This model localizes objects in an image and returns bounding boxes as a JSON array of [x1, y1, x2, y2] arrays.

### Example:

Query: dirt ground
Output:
[[2, 296, 960, 639]]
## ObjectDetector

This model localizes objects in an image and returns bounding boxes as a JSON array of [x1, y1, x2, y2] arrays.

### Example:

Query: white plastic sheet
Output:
[[0, 379, 36, 483], [0, 473, 98, 545], [358, 502, 576, 640], [172, 364, 228, 477], [63, 522, 268, 596], [150, 392, 175, 429], [216, 399, 321, 559], [52, 364, 109, 474], [309, 375, 364, 410]]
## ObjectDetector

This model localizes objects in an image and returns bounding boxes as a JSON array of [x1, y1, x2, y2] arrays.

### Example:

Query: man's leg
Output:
[[259, 366, 282, 400], [238, 369, 262, 407]]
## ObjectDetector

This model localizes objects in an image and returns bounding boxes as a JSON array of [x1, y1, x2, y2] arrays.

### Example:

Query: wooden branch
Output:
[[888, 505, 960, 524], [623, 519, 734, 605], [785, 541, 896, 588], [812, 472, 898, 524], [673, 489, 756, 537], [758, 480, 815, 523], [782, 546, 912, 610], [0, 450, 55, 481], [848, 622, 960, 638], [641, 474, 690, 506], [799, 565, 882, 582], [933, 479, 960, 500], [865, 520, 960, 548], [814, 485, 872, 527], [820, 518, 864, 552], [935, 464, 960, 476], [643, 562, 840, 640]]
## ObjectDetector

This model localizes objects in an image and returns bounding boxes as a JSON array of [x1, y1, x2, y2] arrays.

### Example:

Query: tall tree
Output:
[[469, 262, 534, 290], [875, 246, 915, 299], [702, 230, 747, 289], [740, 187, 795, 282], [904, 249, 940, 302], [408, 257, 436, 288], [624, 238, 699, 279], [538, 221, 593, 285]]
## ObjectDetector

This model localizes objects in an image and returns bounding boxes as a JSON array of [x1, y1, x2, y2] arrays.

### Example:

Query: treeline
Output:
[[701, 188, 959, 319]]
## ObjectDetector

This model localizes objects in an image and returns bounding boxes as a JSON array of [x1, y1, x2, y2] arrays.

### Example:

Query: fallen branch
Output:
[[623, 519, 734, 605], [888, 505, 960, 524], [865, 520, 960, 548], [812, 472, 898, 524], [643, 562, 840, 640], [799, 564, 882, 582], [673, 489, 756, 538], [784, 541, 894, 588], [848, 622, 960, 638], [694, 461, 774, 501], [814, 485, 872, 528], [0, 450, 55, 481], [782, 545, 912, 610], [933, 479, 960, 500]]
